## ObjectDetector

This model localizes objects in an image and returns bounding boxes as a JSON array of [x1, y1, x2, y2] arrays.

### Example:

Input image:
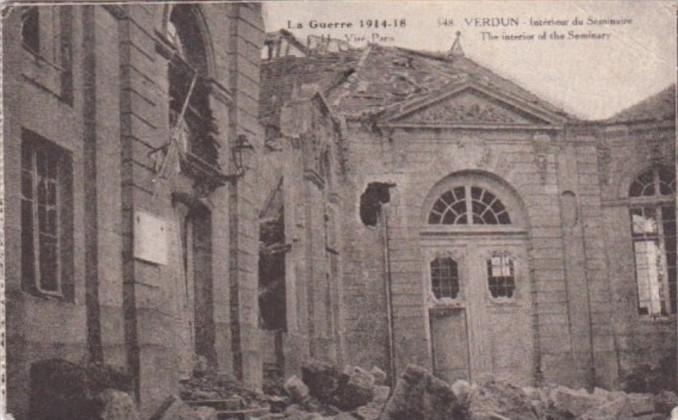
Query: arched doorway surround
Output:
[[419, 170, 534, 385]]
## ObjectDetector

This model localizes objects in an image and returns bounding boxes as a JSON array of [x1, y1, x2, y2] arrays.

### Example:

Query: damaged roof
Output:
[[260, 48, 363, 129], [606, 84, 676, 124], [260, 36, 576, 127]]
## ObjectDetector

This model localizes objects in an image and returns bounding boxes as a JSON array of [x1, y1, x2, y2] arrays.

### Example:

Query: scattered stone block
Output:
[[371, 386, 390, 404], [28, 358, 134, 420], [98, 389, 140, 420], [302, 361, 341, 404], [355, 403, 383, 420], [334, 367, 375, 410], [370, 367, 387, 386], [378, 365, 461, 420], [626, 393, 655, 415], [579, 395, 628, 420], [549, 385, 605, 417], [466, 381, 541, 420], [285, 375, 310, 403], [452, 379, 473, 403], [654, 390, 678, 415]]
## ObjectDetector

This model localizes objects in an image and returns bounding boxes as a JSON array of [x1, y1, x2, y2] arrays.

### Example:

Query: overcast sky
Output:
[[263, 1, 676, 120]]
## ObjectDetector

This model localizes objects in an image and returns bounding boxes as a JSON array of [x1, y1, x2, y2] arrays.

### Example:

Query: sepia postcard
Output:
[[0, 1, 677, 419]]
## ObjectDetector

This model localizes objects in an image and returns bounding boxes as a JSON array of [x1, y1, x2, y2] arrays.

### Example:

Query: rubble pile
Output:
[[173, 369, 274, 419], [27, 358, 678, 419], [253, 361, 391, 420], [256, 363, 678, 420], [27, 358, 139, 420]]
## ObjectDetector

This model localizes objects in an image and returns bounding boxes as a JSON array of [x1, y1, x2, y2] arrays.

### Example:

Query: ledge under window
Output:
[[22, 47, 67, 100]]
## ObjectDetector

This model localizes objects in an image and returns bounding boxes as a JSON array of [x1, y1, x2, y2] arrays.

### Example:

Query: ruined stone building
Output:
[[261, 32, 677, 393], [4, 3, 276, 418], [3, 3, 676, 419]]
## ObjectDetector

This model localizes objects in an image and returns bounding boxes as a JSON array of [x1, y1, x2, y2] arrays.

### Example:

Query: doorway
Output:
[[421, 173, 534, 385], [175, 201, 214, 379]]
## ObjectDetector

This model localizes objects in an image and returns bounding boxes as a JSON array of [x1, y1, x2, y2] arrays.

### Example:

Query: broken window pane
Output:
[[168, 5, 218, 167], [629, 167, 677, 317], [487, 255, 515, 299], [634, 240, 664, 316], [631, 207, 657, 235]]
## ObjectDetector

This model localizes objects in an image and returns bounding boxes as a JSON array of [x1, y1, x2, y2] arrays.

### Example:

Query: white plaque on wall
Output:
[[134, 210, 168, 265]]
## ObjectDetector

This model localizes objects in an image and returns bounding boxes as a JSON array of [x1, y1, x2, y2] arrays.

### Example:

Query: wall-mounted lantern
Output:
[[230, 134, 255, 178]]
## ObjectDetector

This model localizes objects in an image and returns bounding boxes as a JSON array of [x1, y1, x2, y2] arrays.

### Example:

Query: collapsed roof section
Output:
[[260, 31, 576, 129]]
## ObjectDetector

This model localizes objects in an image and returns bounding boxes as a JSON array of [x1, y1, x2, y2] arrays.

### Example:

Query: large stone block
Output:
[[466, 381, 542, 420], [378, 365, 461, 420], [98, 389, 141, 420], [302, 360, 341, 403], [27, 359, 134, 420]]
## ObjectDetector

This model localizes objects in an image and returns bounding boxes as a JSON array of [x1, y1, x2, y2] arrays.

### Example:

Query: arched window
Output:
[[430, 257, 459, 299], [428, 185, 511, 225], [628, 166, 676, 317], [167, 6, 218, 166]]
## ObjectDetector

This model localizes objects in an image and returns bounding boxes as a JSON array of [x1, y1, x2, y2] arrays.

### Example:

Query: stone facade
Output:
[[3, 4, 268, 419], [260, 36, 676, 392]]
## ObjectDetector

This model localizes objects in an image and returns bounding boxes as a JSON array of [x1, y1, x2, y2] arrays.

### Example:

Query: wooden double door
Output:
[[425, 237, 534, 386]]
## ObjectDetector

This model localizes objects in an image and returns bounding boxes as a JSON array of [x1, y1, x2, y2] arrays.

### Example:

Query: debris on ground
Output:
[[253, 362, 678, 420], [177, 372, 273, 419], [27, 358, 678, 419], [27, 358, 136, 420], [379, 365, 461, 420]]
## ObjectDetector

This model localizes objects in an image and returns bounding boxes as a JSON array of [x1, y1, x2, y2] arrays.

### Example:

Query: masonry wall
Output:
[[597, 121, 676, 390], [340, 122, 618, 388], [257, 96, 346, 376], [4, 7, 88, 418], [4, 4, 266, 418]]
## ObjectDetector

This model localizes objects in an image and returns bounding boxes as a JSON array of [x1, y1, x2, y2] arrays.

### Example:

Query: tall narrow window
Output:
[[430, 257, 459, 299], [487, 254, 515, 298], [21, 7, 40, 54], [167, 6, 218, 166], [21, 130, 72, 296], [629, 167, 676, 317]]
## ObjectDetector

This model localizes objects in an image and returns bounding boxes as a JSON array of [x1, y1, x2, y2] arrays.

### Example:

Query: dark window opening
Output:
[[22, 7, 40, 54], [168, 6, 219, 167], [430, 257, 459, 299], [259, 208, 287, 331], [259, 180, 287, 332], [359, 182, 393, 227], [487, 254, 515, 298]]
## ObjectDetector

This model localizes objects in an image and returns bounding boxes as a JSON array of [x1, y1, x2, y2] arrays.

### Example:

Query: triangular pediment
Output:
[[385, 83, 564, 127]]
